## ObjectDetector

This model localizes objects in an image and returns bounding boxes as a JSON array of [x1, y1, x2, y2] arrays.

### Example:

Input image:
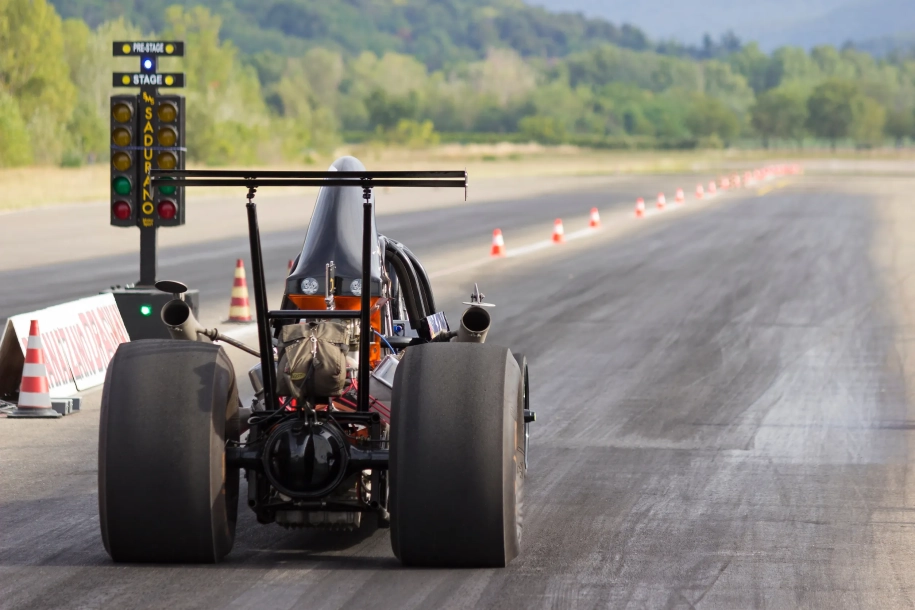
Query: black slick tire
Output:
[[389, 342, 525, 567], [513, 353, 531, 471], [98, 339, 240, 563]]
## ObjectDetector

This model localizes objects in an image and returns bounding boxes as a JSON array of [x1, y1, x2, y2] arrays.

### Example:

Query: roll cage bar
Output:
[[150, 169, 468, 415]]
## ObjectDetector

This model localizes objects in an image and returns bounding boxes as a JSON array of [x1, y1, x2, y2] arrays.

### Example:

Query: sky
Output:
[[527, 0, 915, 50]]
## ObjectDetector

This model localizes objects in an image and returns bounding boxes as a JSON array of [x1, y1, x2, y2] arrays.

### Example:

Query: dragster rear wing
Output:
[[149, 168, 468, 414], [150, 169, 467, 199]]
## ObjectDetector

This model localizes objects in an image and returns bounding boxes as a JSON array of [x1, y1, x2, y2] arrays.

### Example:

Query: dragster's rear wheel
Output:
[[389, 342, 525, 567], [99, 340, 240, 563]]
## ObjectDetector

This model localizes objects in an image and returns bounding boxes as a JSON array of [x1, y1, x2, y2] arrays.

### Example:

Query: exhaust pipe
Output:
[[161, 298, 212, 343], [455, 305, 491, 343], [161, 299, 262, 357]]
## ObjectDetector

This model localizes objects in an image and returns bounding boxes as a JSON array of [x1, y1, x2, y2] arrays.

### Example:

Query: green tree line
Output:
[[2, 0, 915, 168]]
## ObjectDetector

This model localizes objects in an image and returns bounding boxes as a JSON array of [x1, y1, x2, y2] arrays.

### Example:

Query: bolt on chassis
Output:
[[98, 156, 535, 567]]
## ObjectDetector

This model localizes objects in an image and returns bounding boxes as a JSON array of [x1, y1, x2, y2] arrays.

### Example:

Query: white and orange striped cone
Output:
[[227, 259, 252, 322], [675, 188, 685, 204], [732, 174, 741, 188], [695, 183, 704, 199], [720, 176, 730, 190], [589, 207, 601, 228], [708, 181, 717, 196], [491, 228, 506, 256], [656, 193, 666, 210], [744, 171, 753, 186], [635, 197, 646, 218], [552, 218, 565, 243], [8, 320, 60, 419]]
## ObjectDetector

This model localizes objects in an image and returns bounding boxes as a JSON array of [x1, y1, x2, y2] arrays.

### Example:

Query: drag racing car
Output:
[[97, 156, 534, 567]]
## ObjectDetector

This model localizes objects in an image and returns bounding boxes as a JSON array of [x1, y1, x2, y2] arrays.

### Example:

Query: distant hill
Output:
[[855, 32, 915, 57], [758, 0, 915, 49], [528, 0, 915, 50], [49, 0, 662, 68]]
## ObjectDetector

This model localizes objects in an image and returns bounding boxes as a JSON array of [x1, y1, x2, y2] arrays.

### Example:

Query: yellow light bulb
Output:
[[112, 127, 131, 147], [157, 102, 177, 122], [112, 103, 132, 123], [157, 126, 176, 147], [112, 152, 132, 172], [157, 152, 177, 170]]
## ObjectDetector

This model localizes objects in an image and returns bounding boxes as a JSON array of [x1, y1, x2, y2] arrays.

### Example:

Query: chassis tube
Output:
[[246, 199, 279, 411], [359, 186, 373, 413]]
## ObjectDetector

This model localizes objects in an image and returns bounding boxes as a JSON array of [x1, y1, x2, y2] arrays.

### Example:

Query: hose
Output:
[[398, 243, 436, 313], [384, 242, 427, 327]]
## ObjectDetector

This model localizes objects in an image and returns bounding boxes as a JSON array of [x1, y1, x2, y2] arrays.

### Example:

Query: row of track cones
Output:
[[490, 208, 602, 256], [633, 178, 728, 218], [638, 162, 803, 219], [489, 163, 803, 254]]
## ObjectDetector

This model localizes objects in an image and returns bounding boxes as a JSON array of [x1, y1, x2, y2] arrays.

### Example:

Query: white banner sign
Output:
[[0, 294, 130, 398]]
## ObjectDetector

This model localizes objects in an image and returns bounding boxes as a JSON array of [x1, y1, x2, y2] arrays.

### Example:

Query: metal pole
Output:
[[246, 191, 278, 411], [138, 224, 157, 286], [358, 184, 373, 413]]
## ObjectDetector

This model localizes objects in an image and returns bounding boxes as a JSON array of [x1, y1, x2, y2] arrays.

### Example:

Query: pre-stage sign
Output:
[[113, 41, 185, 56]]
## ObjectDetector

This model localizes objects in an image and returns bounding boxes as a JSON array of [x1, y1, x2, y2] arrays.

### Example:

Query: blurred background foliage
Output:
[[2, 0, 915, 167]]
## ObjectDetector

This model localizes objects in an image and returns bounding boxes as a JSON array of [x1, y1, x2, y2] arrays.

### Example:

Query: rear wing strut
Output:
[[150, 169, 468, 414]]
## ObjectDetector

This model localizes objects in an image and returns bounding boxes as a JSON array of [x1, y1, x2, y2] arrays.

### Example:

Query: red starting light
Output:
[[112, 200, 131, 220], [157, 200, 177, 220]]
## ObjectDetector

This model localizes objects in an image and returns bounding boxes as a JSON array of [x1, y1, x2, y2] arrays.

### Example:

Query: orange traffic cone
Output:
[[744, 171, 753, 185], [696, 184, 704, 199], [635, 197, 646, 218], [491, 229, 506, 256], [675, 188, 685, 204], [552, 219, 565, 243], [708, 181, 717, 196], [589, 208, 601, 228], [720, 176, 730, 190], [656, 193, 666, 210], [8, 320, 60, 419], [733, 174, 741, 187], [227, 259, 252, 322]]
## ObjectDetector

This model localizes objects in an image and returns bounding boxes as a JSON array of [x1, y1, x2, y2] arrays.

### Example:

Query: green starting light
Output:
[[158, 177, 176, 196], [113, 176, 132, 196], [139, 304, 153, 316]]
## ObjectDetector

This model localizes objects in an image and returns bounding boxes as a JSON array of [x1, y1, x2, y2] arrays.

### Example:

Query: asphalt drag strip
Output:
[[8, 177, 915, 608]]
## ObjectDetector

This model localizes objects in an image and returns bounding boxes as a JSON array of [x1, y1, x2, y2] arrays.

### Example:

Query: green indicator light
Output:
[[139, 304, 153, 316], [159, 177, 176, 196], [112, 176, 131, 196]]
